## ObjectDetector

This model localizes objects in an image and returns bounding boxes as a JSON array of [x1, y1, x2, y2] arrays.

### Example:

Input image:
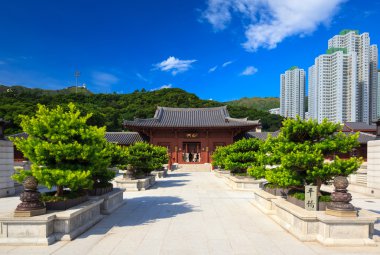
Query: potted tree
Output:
[[211, 145, 231, 176], [11, 103, 112, 210], [115, 142, 168, 190], [88, 142, 121, 196], [258, 117, 361, 210], [224, 138, 262, 176], [150, 145, 169, 178]]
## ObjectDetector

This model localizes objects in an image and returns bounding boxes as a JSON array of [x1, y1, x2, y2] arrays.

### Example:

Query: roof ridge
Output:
[[157, 106, 228, 111], [359, 131, 376, 137], [154, 106, 164, 120]]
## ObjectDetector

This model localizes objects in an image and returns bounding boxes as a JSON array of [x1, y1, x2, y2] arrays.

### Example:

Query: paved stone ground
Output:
[[1, 172, 380, 255]]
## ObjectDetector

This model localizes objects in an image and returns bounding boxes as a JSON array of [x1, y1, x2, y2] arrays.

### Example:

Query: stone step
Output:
[[173, 164, 212, 172]]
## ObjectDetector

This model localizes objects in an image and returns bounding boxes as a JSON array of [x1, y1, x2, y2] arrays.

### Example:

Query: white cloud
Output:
[[155, 56, 197, 75], [151, 84, 173, 91], [222, 60, 233, 67], [92, 72, 119, 87], [208, 65, 218, 73], [202, 0, 345, 51], [240, 66, 258, 76]]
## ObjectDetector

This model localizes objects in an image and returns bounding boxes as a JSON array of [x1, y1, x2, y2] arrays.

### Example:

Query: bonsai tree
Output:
[[90, 142, 123, 189], [261, 117, 361, 194], [150, 145, 169, 171], [211, 145, 231, 169], [120, 142, 168, 179], [224, 138, 263, 174], [10, 103, 112, 197]]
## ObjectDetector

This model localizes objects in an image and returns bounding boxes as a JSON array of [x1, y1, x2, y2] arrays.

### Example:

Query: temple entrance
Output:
[[182, 142, 201, 163]]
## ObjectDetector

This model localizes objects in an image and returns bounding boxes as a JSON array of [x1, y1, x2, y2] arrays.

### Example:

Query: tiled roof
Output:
[[7, 132, 28, 139], [354, 132, 376, 144], [123, 106, 260, 129], [104, 132, 145, 145], [342, 122, 376, 132], [8, 132, 144, 145], [238, 131, 280, 140]]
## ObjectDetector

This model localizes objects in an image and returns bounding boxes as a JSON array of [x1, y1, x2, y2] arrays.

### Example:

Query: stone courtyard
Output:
[[0, 171, 379, 255]]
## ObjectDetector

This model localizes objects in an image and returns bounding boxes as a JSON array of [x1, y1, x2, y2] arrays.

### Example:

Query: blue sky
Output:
[[0, 0, 379, 102]]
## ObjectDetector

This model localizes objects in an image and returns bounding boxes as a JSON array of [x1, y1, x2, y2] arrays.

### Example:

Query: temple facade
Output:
[[123, 106, 260, 165]]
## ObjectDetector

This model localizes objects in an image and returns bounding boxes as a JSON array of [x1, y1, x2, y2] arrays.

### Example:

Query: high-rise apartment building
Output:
[[378, 70, 380, 118], [309, 30, 378, 124], [280, 66, 305, 119], [309, 49, 357, 123]]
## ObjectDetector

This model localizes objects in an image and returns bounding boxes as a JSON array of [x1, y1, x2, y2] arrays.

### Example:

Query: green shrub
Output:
[[261, 117, 361, 192], [118, 142, 168, 178], [10, 103, 112, 197], [247, 165, 266, 179], [224, 138, 262, 174], [211, 145, 231, 169]]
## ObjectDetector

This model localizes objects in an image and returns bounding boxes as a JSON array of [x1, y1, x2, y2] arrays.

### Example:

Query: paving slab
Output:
[[1, 171, 380, 254]]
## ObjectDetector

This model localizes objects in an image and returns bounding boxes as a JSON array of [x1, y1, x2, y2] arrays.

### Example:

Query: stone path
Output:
[[1, 172, 380, 254]]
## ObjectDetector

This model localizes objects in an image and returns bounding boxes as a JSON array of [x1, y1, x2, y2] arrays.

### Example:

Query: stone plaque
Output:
[[305, 185, 318, 211]]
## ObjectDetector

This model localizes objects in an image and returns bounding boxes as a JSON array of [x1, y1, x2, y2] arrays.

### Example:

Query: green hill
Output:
[[0, 85, 283, 134], [227, 97, 280, 112]]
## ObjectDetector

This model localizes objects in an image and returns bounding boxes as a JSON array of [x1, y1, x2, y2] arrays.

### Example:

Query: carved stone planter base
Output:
[[114, 175, 156, 191], [0, 198, 104, 246], [89, 188, 126, 215], [213, 169, 230, 178], [14, 208, 46, 217], [252, 188, 378, 246], [151, 170, 167, 179], [223, 174, 265, 191], [325, 208, 358, 217]]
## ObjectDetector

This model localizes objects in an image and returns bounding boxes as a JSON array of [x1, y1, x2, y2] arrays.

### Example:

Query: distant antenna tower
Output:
[[74, 71, 81, 93]]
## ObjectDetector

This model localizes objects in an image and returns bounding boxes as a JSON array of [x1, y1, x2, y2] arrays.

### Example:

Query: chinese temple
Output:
[[123, 106, 260, 165]]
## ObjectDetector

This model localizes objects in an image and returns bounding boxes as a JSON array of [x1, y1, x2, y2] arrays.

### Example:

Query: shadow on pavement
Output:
[[150, 179, 189, 189], [167, 172, 191, 177], [77, 195, 197, 239]]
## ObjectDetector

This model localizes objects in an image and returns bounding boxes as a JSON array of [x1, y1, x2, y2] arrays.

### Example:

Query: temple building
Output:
[[123, 106, 260, 165]]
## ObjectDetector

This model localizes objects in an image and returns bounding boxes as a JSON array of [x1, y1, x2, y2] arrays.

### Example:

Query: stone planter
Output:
[[213, 169, 230, 178], [114, 175, 156, 191], [251, 188, 378, 246], [89, 188, 125, 215], [223, 175, 265, 191], [0, 198, 104, 245], [286, 195, 328, 211], [251, 188, 277, 214], [44, 194, 88, 211], [88, 184, 113, 196], [53, 199, 104, 241], [263, 185, 288, 197], [151, 170, 167, 179]]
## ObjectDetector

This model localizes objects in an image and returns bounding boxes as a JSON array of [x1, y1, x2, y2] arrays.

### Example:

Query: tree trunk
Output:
[[316, 178, 323, 196], [55, 186, 64, 197]]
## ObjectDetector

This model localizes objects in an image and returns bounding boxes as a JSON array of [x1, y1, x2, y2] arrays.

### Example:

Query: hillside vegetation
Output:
[[0, 85, 283, 134], [227, 97, 280, 111]]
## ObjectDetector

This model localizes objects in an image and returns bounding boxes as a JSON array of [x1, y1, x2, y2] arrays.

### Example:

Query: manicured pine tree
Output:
[[11, 103, 113, 196], [258, 117, 361, 193]]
